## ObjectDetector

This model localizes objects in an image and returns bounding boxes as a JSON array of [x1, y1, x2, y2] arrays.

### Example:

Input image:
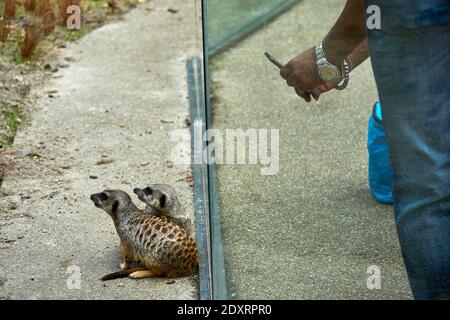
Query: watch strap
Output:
[[335, 58, 350, 91], [315, 42, 341, 79]]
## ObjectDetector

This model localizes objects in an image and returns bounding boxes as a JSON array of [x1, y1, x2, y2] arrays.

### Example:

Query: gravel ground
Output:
[[0, 62, 44, 182], [0, 0, 201, 300]]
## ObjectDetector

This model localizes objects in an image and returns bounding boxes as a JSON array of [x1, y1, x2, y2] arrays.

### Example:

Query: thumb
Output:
[[280, 63, 291, 80]]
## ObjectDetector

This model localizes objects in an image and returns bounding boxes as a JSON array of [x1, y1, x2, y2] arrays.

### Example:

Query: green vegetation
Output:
[[1, 103, 24, 147], [0, 0, 143, 64], [65, 28, 87, 41], [0, 28, 39, 67], [4, 104, 23, 132]]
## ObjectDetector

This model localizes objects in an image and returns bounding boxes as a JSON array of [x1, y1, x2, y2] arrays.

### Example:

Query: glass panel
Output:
[[206, 0, 299, 56], [207, 0, 412, 299]]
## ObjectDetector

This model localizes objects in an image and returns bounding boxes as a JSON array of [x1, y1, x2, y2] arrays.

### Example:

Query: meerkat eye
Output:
[[144, 187, 153, 195], [159, 194, 166, 207], [100, 193, 108, 201]]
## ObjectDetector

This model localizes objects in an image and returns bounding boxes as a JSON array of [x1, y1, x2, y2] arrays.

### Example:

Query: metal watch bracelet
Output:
[[335, 58, 350, 91]]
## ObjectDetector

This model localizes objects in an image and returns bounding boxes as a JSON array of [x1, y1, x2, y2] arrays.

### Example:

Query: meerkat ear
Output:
[[159, 194, 166, 208], [112, 200, 119, 215]]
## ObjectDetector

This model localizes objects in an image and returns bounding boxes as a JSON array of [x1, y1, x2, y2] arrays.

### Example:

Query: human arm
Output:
[[280, 0, 367, 102]]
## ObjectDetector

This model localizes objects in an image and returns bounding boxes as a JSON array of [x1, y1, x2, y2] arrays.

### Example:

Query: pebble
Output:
[[246, 267, 257, 273], [96, 158, 113, 165], [20, 195, 31, 201], [21, 148, 33, 157], [166, 279, 176, 285]]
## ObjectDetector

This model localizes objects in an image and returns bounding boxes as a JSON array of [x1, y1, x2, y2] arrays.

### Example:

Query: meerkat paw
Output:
[[120, 262, 129, 270]]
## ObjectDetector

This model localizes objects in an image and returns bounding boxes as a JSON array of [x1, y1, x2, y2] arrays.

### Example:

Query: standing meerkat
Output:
[[90, 189, 199, 280], [133, 183, 192, 233]]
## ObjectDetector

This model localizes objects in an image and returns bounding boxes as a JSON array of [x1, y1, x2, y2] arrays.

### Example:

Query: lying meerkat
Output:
[[133, 183, 192, 233], [90, 189, 199, 280]]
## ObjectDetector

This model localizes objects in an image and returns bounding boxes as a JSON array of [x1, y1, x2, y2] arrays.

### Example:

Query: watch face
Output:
[[319, 66, 338, 81]]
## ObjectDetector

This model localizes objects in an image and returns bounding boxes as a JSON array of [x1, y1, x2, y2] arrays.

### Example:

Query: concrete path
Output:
[[0, 0, 200, 299], [210, 0, 412, 299]]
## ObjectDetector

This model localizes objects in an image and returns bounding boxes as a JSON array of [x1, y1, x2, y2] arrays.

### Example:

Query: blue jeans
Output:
[[365, 1, 450, 299]]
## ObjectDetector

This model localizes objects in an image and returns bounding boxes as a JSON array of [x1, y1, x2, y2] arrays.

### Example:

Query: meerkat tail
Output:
[[100, 267, 147, 281]]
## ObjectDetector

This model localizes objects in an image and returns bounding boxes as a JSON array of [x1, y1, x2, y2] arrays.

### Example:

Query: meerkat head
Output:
[[133, 186, 168, 213], [90, 190, 133, 219]]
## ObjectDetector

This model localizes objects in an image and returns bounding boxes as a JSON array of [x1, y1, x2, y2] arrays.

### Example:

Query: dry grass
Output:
[[1, 0, 140, 59], [39, 0, 56, 35], [1, 0, 17, 42], [4, 0, 16, 19], [0, 22, 11, 42], [21, 18, 42, 59], [23, 0, 37, 12]]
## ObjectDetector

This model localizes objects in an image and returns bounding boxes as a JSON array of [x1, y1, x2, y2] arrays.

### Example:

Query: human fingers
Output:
[[294, 87, 312, 102]]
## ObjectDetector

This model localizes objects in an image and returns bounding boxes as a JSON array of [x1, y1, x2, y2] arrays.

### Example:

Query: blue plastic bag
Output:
[[368, 102, 394, 204]]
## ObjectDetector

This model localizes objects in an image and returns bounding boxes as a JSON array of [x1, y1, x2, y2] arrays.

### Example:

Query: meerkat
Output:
[[133, 183, 192, 233], [90, 189, 199, 280]]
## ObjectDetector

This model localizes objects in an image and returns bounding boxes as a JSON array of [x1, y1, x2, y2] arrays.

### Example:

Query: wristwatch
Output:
[[315, 42, 341, 81], [315, 42, 350, 90]]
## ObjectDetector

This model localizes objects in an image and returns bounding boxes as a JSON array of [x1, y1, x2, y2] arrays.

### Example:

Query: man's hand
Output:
[[280, 0, 366, 102], [280, 47, 319, 102], [280, 47, 339, 102]]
